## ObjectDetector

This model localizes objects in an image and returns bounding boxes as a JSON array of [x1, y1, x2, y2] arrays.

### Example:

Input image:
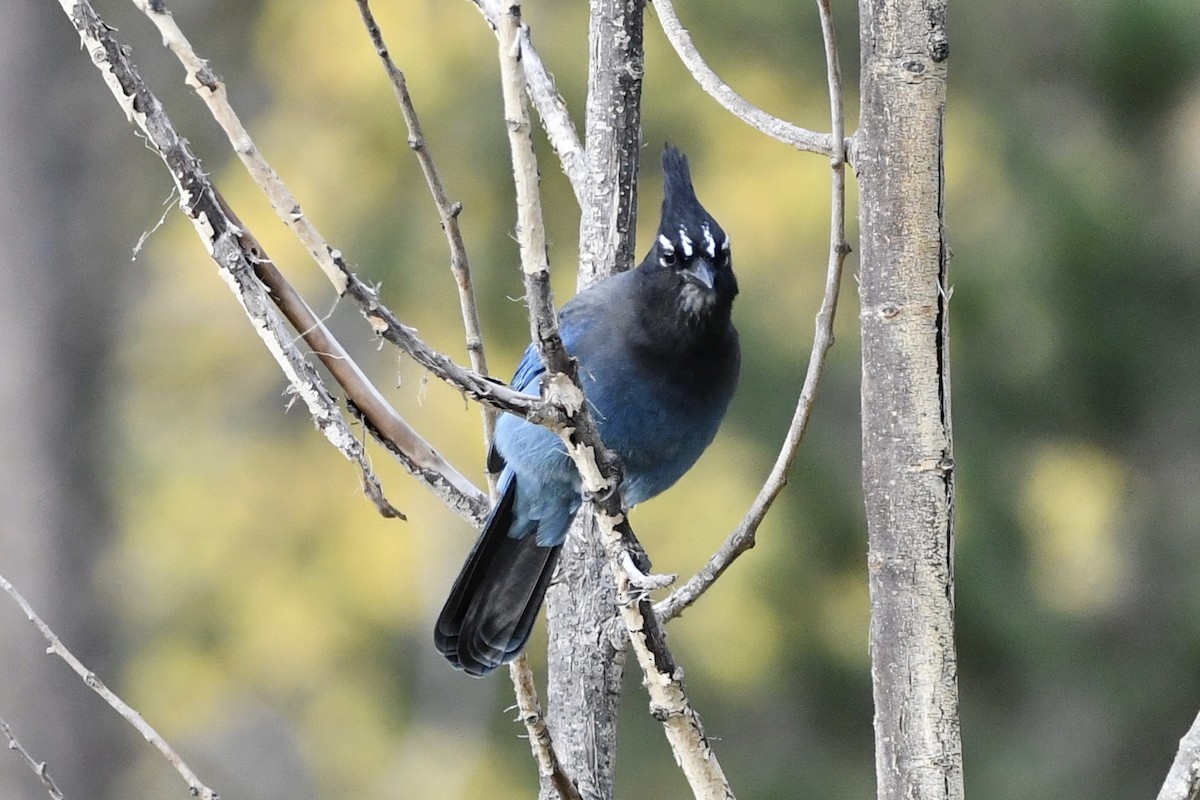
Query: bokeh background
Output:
[[3, 0, 1200, 798]]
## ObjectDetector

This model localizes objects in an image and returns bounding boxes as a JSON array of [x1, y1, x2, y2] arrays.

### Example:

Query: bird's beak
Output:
[[683, 259, 716, 290]]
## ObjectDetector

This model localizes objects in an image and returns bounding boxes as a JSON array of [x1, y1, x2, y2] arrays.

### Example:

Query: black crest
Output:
[[657, 145, 728, 259]]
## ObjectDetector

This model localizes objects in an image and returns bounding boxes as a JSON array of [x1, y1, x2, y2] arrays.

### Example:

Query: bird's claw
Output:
[[582, 454, 624, 506], [620, 550, 675, 594], [583, 481, 620, 506]]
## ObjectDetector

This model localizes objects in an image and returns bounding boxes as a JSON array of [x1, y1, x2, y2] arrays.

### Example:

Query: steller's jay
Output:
[[434, 145, 740, 676]]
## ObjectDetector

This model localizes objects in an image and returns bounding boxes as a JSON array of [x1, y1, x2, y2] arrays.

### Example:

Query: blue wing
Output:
[[490, 341, 580, 547], [509, 342, 546, 394]]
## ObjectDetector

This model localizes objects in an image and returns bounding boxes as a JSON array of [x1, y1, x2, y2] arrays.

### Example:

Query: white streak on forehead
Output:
[[679, 228, 694, 257], [721, 234, 731, 251], [657, 233, 675, 253], [701, 224, 716, 258]]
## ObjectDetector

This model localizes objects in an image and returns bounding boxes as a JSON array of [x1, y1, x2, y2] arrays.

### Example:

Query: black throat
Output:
[[630, 262, 736, 360]]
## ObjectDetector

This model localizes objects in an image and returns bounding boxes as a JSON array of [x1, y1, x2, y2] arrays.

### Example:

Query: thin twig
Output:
[[598, 518, 734, 800], [480, 8, 606, 795], [656, 0, 849, 623], [0, 717, 66, 800], [469, 0, 586, 201], [649, 0, 835, 157], [352, 0, 497, 453], [508, 655, 584, 800], [340, 273, 556, 422], [0, 574, 217, 800], [130, 0, 348, 293], [496, 5, 554, 336], [1158, 707, 1200, 800], [59, 0, 400, 520], [481, 21, 583, 777], [215, 194, 490, 525], [493, 3, 612, 473], [516, 22, 587, 204]]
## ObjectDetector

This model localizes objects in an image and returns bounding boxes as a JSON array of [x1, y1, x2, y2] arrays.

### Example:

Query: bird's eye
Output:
[[661, 249, 678, 267]]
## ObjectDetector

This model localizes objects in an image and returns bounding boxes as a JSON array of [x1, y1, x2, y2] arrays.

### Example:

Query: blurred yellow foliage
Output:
[[1020, 441, 1130, 615]]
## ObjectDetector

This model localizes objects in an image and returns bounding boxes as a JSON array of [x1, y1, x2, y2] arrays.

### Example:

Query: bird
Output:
[[434, 145, 740, 676]]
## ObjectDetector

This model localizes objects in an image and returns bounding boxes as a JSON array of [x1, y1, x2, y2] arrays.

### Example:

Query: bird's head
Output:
[[646, 145, 738, 321]]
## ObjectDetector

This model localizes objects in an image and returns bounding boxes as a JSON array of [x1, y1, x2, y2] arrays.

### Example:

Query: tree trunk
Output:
[[574, 0, 644, 290], [541, 1, 644, 798], [856, 1, 962, 799]]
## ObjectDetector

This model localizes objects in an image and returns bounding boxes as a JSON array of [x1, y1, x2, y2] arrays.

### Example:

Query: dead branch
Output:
[[657, 0, 849, 622], [352, 0, 497, 452], [60, 0, 400, 519], [649, 0, 835, 157], [0, 716, 66, 800], [0, 573, 216, 800], [469, 0, 586, 200]]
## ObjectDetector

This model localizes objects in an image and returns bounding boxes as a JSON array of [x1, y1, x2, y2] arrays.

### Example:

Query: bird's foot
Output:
[[620, 550, 676, 594], [610, 516, 672, 599], [583, 483, 618, 507], [583, 457, 625, 507]]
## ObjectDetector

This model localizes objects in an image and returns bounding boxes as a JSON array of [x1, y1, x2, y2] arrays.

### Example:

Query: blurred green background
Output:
[[2, 0, 1199, 798]]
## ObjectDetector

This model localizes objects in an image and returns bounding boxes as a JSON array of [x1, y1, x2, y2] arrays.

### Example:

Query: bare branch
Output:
[[130, 0, 348, 294], [470, 0, 587, 201], [352, 0, 497, 453], [60, 0, 400, 519], [215, 196, 490, 524], [516, 23, 587, 204], [598, 518, 735, 799], [657, 0, 849, 622], [496, 6, 661, 797], [508, 655, 583, 800], [533, 0, 647, 791], [649, 0, 835, 157], [496, 5, 556, 342], [0, 574, 217, 800], [469, 22, 583, 775], [0, 717, 65, 800], [1158, 708, 1200, 800]]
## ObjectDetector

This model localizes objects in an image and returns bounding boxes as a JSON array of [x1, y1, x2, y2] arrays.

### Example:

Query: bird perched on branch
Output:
[[434, 145, 740, 676]]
